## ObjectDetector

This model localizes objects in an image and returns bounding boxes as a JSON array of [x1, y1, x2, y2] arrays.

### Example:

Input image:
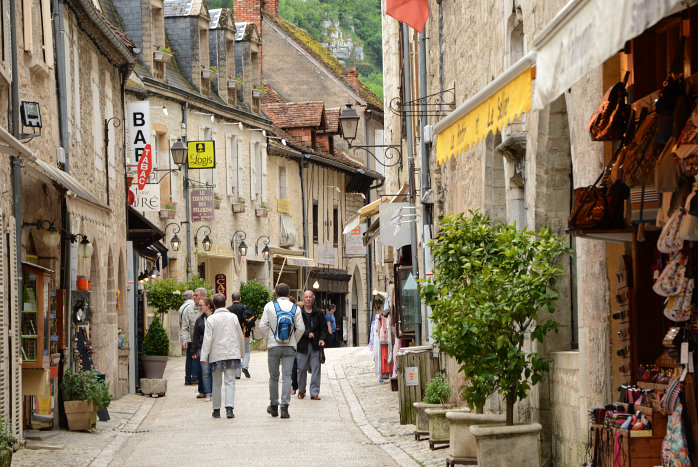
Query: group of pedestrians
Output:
[[177, 282, 334, 421]]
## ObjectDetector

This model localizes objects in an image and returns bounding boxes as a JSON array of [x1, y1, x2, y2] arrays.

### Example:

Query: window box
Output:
[[159, 209, 176, 219], [153, 51, 172, 64], [232, 203, 246, 213], [228, 80, 243, 91], [255, 207, 269, 217], [252, 88, 263, 99], [202, 69, 213, 80]]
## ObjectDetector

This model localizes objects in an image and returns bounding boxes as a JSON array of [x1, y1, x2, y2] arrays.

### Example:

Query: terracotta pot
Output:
[[447, 411, 505, 460], [470, 422, 542, 467], [141, 355, 168, 379], [64, 400, 95, 431]]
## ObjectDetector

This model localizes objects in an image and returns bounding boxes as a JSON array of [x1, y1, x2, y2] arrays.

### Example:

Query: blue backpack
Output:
[[273, 301, 297, 343]]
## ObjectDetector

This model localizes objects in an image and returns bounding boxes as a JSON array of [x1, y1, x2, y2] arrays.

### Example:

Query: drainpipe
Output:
[[363, 111, 373, 345], [418, 29, 432, 342], [402, 23, 421, 345], [299, 158, 308, 291], [182, 102, 192, 279]]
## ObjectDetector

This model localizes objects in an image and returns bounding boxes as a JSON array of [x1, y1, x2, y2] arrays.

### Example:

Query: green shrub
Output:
[[0, 419, 16, 450], [144, 278, 183, 316], [182, 276, 213, 298], [423, 372, 451, 405], [240, 280, 272, 318], [60, 368, 112, 408], [142, 315, 169, 356]]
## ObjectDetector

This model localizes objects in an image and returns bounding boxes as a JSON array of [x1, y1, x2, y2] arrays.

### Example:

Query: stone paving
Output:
[[12, 346, 452, 466]]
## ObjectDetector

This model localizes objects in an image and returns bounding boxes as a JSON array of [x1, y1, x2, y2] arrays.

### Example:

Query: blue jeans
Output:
[[185, 344, 199, 384], [197, 347, 212, 395]]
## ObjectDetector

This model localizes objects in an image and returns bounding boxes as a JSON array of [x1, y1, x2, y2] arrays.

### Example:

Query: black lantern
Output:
[[262, 244, 270, 261], [170, 138, 188, 166], [149, 267, 160, 278], [202, 234, 212, 251], [232, 230, 247, 256], [256, 235, 271, 261], [194, 225, 213, 252], [170, 233, 181, 251], [338, 103, 360, 142], [238, 239, 248, 256]]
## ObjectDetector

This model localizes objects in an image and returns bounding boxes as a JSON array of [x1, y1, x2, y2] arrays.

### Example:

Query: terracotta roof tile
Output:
[[261, 102, 326, 129], [324, 108, 340, 133]]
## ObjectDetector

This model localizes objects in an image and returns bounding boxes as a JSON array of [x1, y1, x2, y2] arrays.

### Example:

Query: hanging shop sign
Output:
[[277, 199, 290, 214], [345, 223, 367, 256], [190, 189, 214, 221], [127, 101, 151, 164], [532, 0, 681, 110], [129, 184, 160, 212], [379, 203, 413, 249], [215, 274, 227, 298], [137, 144, 153, 190], [317, 240, 336, 266], [187, 141, 216, 169], [434, 52, 535, 165]]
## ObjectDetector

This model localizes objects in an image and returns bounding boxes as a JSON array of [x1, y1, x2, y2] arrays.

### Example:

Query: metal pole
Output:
[[418, 29, 432, 342], [182, 103, 192, 279], [402, 23, 421, 345]]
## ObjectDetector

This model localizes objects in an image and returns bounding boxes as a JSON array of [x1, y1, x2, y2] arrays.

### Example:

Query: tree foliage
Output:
[[423, 372, 452, 405], [142, 315, 170, 356], [144, 278, 183, 316], [240, 279, 273, 318], [420, 211, 571, 425]]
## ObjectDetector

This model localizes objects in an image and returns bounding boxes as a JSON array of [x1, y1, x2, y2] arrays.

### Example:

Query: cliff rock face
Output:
[[320, 19, 364, 64]]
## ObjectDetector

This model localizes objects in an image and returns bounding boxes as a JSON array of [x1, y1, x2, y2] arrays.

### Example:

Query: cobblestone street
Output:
[[13, 347, 453, 466]]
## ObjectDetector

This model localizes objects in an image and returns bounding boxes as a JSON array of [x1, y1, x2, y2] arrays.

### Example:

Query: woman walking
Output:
[[200, 294, 245, 419], [192, 297, 214, 400]]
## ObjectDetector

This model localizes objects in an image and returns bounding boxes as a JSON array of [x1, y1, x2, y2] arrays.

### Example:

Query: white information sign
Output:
[[131, 184, 160, 212], [405, 367, 419, 386], [127, 101, 151, 164], [345, 223, 367, 256], [317, 239, 336, 266]]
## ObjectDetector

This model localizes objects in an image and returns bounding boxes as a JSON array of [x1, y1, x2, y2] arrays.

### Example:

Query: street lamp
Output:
[[194, 226, 213, 252], [338, 103, 403, 167], [68, 233, 94, 259], [312, 280, 320, 290], [338, 103, 360, 143], [256, 235, 270, 261], [170, 138, 188, 167], [149, 266, 160, 278], [22, 219, 61, 248], [165, 222, 184, 251], [232, 230, 247, 256]]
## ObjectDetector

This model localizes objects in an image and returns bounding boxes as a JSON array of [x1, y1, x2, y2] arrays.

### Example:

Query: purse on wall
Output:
[[654, 253, 688, 297], [657, 207, 685, 254], [588, 80, 630, 141], [663, 277, 693, 322], [568, 171, 609, 230], [612, 113, 662, 187]]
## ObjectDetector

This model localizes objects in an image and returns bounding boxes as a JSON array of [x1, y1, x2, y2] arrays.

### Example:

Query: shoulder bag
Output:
[[587, 81, 630, 141]]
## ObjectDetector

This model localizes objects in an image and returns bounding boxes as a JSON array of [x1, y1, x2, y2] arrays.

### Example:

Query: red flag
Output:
[[386, 0, 429, 33]]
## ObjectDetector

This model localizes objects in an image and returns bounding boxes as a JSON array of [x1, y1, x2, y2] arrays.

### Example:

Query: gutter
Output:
[[302, 152, 382, 180]]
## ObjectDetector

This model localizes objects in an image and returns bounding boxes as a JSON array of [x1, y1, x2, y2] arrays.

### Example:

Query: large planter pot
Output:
[[412, 402, 445, 440], [214, 198, 222, 209], [0, 448, 12, 467], [153, 51, 172, 63], [447, 412, 505, 462], [64, 400, 95, 431], [425, 407, 454, 449], [470, 422, 542, 467], [141, 355, 168, 379]]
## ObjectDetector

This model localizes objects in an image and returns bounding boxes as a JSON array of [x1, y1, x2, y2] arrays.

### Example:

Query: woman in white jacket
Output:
[[200, 294, 245, 419]]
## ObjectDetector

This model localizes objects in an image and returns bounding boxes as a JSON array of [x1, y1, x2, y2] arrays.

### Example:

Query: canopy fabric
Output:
[[532, 0, 682, 110], [434, 52, 536, 165], [355, 183, 409, 221], [363, 219, 380, 246], [272, 255, 315, 267], [127, 206, 165, 249], [27, 158, 108, 210], [343, 213, 360, 235]]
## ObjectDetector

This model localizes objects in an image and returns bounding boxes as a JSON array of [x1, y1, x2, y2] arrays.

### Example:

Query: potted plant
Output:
[[160, 200, 176, 219], [421, 211, 570, 466], [252, 85, 266, 99], [233, 196, 246, 213], [239, 279, 272, 320], [422, 372, 454, 449], [228, 76, 243, 91], [0, 419, 16, 467], [202, 65, 217, 80], [154, 46, 174, 63], [61, 368, 111, 431], [140, 314, 170, 379], [255, 202, 269, 217], [214, 193, 223, 209]]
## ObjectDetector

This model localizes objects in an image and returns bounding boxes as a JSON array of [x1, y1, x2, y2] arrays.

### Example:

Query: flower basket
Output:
[[233, 203, 246, 213], [252, 88, 263, 99], [201, 69, 212, 80], [153, 51, 172, 64], [159, 209, 175, 219], [228, 80, 243, 91], [255, 207, 268, 217], [214, 198, 222, 209]]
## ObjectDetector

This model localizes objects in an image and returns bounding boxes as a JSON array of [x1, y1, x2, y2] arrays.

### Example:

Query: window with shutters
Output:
[[22, 0, 53, 72], [249, 141, 257, 200], [260, 144, 268, 202], [313, 200, 318, 243], [0, 0, 11, 83], [278, 165, 287, 200], [226, 135, 239, 197], [255, 143, 263, 200]]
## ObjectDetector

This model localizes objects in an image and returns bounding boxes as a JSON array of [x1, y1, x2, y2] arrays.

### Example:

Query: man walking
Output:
[[296, 290, 327, 400], [179, 289, 201, 386], [325, 303, 337, 348], [200, 294, 245, 419], [227, 292, 254, 379], [260, 283, 304, 419]]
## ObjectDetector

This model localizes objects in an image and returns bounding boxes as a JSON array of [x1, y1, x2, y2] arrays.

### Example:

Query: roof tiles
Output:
[[261, 102, 326, 129]]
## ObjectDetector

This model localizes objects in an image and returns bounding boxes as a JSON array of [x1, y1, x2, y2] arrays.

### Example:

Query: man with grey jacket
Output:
[[180, 288, 206, 387], [260, 283, 304, 419]]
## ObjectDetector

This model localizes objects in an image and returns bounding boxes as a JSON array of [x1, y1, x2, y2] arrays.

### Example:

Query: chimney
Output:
[[344, 66, 359, 88], [263, 0, 279, 17], [234, 0, 263, 38]]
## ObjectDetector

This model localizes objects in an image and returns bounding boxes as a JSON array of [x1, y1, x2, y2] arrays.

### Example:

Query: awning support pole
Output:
[[276, 256, 288, 286]]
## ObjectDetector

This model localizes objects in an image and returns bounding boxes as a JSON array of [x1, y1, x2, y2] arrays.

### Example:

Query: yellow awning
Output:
[[434, 52, 536, 165], [356, 183, 409, 221]]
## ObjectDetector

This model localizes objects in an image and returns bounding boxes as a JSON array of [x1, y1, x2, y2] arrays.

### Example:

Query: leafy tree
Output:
[[240, 280, 273, 318], [142, 315, 170, 356], [144, 278, 183, 316], [183, 276, 214, 299], [420, 211, 571, 425]]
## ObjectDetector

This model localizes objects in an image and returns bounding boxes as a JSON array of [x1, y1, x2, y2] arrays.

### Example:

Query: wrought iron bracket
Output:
[[348, 143, 403, 168], [389, 86, 456, 117]]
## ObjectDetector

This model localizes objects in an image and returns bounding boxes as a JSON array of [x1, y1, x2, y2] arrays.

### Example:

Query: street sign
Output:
[[191, 189, 214, 221], [317, 239, 336, 266], [187, 141, 216, 169], [215, 274, 227, 298], [277, 199, 290, 214], [137, 144, 152, 190], [129, 184, 160, 211], [345, 223, 367, 256], [127, 101, 151, 164]]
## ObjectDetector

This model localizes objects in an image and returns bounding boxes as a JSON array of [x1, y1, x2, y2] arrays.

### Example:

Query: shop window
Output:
[[22, 0, 53, 71], [313, 200, 318, 243]]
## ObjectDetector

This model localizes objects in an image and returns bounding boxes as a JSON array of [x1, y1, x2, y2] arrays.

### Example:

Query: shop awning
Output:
[[532, 0, 683, 110], [345, 183, 409, 229], [363, 219, 380, 246], [127, 206, 165, 249], [434, 52, 536, 165], [273, 255, 315, 267], [28, 158, 109, 210]]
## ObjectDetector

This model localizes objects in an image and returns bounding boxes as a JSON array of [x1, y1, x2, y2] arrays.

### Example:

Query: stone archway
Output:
[[349, 264, 365, 346]]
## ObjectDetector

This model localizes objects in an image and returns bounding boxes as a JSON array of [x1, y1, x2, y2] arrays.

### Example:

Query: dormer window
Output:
[[199, 18, 211, 93], [150, 0, 167, 80]]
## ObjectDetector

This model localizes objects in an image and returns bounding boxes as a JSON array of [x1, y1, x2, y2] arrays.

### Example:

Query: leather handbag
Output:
[[612, 113, 662, 187], [319, 346, 326, 364], [654, 253, 688, 297], [568, 171, 609, 229], [588, 81, 630, 141]]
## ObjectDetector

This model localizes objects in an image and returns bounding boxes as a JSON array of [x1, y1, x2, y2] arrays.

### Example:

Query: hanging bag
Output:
[[664, 277, 694, 322], [587, 77, 630, 141], [568, 170, 609, 229], [612, 113, 662, 187], [657, 207, 685, 254], [654, 253, 688, 297]]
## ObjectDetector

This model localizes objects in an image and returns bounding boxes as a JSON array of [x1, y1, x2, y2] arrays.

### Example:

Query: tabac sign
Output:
[[188, 141, 216, 169]]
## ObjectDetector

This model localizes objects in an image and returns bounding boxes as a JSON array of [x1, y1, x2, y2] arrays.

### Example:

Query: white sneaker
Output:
[[206, 396, 212, 402]]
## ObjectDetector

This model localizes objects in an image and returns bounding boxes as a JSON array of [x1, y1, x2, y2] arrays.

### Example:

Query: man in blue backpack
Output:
[[259, 283, 304, 419]]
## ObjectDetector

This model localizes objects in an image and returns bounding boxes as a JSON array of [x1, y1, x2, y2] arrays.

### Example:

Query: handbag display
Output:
[[587, 81, 630, 141], [657, 207, 685, 254], [568, 171, 609, 230], [653, 253, 688, 297], [654, 137, 679, 192], [612, 113, 662, 187], [663, 277, 693, 322]]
